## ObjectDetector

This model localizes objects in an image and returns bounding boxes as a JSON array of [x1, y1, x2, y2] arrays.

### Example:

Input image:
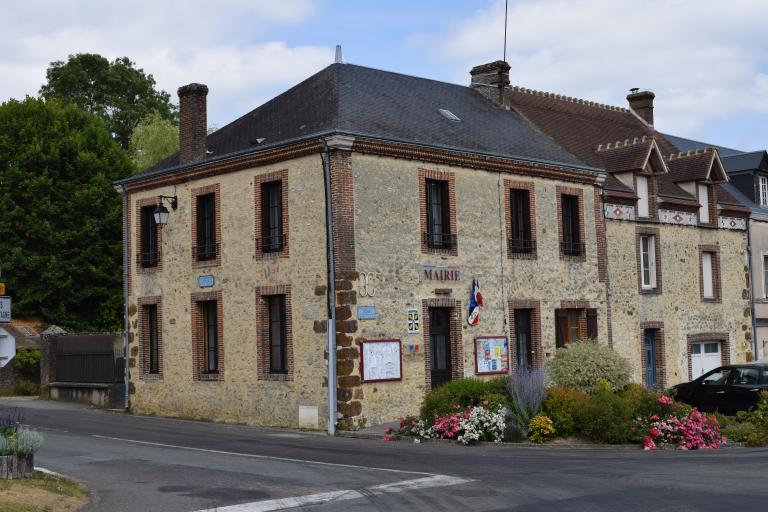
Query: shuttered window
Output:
[[555, 309, 581, 348], [698, 184, 710, 224], [636, 175, 649, 218]]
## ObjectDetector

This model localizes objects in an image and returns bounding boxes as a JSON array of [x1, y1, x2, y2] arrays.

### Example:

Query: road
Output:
[[3, 398, 768, 511]]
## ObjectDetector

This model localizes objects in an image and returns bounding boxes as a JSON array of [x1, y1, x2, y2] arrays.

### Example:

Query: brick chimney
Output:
[[470, 61, 510, 105], [178, 83, 209, 165], [626, 89, 655, 126]]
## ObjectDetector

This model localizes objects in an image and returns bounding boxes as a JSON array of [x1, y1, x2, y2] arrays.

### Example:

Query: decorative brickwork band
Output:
[[508, 300, 542, 370], [191, 183, 222, 268], [135, 197, 163, 274], [556, 186, 586, 261], [504, 180, 537, 260], [138, 296, 163, 380], [422, 298, 463, 389], [686, 333, 731, 381], [330, 150, 356, 273], [639, 321, 666, 389], [254, 169, 289, 259], [255, 285, 294, 381], [419, 168, 458, 256], [191, 290, 224, 381]]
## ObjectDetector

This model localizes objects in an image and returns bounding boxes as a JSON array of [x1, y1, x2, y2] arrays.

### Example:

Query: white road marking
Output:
[[191, 475, 472, 512], [91, 435, 435, 476]]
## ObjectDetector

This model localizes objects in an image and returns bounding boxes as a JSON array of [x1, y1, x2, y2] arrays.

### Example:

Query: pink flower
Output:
[[648, 428, 660, 437], [382, 437, 393, 442], [384, 427, 393, 434], [657, 395, 674, 406]]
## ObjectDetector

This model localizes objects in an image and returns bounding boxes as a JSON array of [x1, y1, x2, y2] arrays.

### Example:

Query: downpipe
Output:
[[322, 146, 337, 435]]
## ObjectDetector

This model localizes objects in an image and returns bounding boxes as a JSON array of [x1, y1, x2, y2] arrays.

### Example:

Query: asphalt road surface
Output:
[[4, 398, 768, 511]]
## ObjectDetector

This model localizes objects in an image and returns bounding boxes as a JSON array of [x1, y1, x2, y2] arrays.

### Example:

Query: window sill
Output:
[[640, 288, 662, 295], [262, 373, 293, 382]]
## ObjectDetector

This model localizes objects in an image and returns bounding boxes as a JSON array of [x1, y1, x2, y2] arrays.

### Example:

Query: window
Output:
[[146, 304, 159, 374], [426, 179, 453, 249], [555, 309, 580, 348], [509, 189, 534, 253], [640, 235, 657, 289], [268, 295, 287, 374], [636, 175, 649, 218], [261, 181, 284, 253], [196, 193, 217, 261], [763, 254, 768, 298], [701, 368, 730, 386], [732, 367, 760, 386], [760, 176, 768, 206], [698, 183, 710, 223], [586, 309, 598, 340], [514, 309, 533, 370], [560, 194, 583, 255], [702, 251, 715, 299], [139, 205, 159, 268], [201, 300, 219, 373]]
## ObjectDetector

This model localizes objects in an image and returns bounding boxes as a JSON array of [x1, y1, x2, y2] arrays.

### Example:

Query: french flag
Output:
[[467, 279, 483, 326]]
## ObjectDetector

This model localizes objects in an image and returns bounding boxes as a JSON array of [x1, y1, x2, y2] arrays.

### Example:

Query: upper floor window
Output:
[[698, 183, 710, 224], [701, 251, 717, 300], [636, 175, 649, 218], [640, 235, 657, 289], [509, 189, 534, 253], [196, 193, 217, 261], [426, 179, 453, 249], [560, 194, 583, 255], [760, 176, 768, 206], [261, 181, 284, 253], [139, 205, 159, 268]]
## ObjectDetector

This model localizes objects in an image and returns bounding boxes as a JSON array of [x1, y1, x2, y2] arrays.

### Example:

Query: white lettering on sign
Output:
[[419, 264, 462, 282], [0, 297, 11, 324]]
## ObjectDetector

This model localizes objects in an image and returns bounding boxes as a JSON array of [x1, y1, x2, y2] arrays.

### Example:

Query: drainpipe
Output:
[[594, 173, 614, 349], [114, 184, 130, 410], [746, 215, 759, 360], [321, 144, 337, 435]]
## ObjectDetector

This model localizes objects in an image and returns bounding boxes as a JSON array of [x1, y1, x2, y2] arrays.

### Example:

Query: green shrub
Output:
[[745, 428, 768, 447], [528, 415, 556, 444], [13, 380, 39, 396], [14, 429, 44, 455], [543, 386, 589, 437], [13, 349, 40, 382], [547, 340, 631, 392], [578, 389, 634, 444], [479, 392, 509, 413], [420, 378, 486, 425], [483, 376, 510, 397]]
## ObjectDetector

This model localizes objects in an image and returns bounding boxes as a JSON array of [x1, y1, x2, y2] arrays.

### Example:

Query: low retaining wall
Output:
[[48, 382, 115, 408], [0, 454, 33, 479]]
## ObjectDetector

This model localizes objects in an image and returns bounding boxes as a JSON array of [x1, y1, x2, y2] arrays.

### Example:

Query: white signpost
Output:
[[0, 297, 10, 324]]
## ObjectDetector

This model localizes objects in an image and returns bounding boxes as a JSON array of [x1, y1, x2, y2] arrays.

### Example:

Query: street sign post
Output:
[[0, 296, 11, 324]]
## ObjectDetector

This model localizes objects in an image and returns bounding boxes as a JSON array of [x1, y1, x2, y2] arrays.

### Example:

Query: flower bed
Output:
[[634, 397, 725, 450], [0, 409, 44, 479]]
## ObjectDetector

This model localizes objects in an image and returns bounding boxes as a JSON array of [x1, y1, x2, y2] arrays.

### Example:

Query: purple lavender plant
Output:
[[506, 368, 546, 437]]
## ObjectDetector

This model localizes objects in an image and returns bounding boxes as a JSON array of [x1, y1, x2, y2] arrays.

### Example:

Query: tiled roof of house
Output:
[[666, 149, 720, 183], [596, 137, 655, 173], [137, 63, 589, 178]]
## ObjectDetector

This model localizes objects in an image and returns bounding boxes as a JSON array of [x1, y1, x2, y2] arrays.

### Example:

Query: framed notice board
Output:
[[474, 336, 509, 375], [360, 339, 402, 383]]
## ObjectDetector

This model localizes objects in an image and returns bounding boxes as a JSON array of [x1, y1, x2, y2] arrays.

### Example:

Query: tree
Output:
[[0, 97, 134, 330], [39, 53, 177, 149], [129, 112, 179, 171]]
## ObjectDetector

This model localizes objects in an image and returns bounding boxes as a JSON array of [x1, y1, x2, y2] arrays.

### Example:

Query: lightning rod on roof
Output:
[[503, 0, 508, 62], [335, 45, 343, 64]]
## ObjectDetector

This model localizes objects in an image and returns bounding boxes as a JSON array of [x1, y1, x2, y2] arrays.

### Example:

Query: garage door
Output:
[[690, 342, 721, 378]]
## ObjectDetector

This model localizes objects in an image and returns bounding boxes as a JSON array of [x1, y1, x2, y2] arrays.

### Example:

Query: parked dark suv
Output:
[[673, 364, 768, 415]]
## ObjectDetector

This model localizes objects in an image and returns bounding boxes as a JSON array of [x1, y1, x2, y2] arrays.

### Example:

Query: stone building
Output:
[[114, 60, 750, 430]]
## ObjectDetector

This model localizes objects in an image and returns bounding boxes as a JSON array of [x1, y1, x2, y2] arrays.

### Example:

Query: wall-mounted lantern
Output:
[[154, 195, 178, 228]]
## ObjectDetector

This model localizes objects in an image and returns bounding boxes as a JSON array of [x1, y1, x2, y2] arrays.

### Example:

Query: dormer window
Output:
[[636, 175, 649, 218], [759, 176, 768, 206], [697, 183, 710, 224]]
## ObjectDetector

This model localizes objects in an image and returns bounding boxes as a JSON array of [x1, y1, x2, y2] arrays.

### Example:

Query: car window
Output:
[[731, 367, 760, 386], [701, 369, 730, 386]]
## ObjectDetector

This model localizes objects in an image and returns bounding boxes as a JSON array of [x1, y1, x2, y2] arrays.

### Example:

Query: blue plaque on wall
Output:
[[357, 305, 377, 320], [198, 275, 215, 288]]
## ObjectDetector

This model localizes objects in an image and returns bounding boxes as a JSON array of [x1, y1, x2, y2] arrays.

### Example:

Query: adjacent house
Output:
[[114, 59, 751, 429]]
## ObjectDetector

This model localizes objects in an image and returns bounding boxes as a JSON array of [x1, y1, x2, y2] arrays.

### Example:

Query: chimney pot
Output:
[[470, 60, 511, 106], [178, 83, 209, 165], [626, 89, 655, 125]]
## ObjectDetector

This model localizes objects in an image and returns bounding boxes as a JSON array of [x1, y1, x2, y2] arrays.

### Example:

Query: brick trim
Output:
[[699, 244, 722, 303], [191, 290, 224, 381], [556, 186, 586, 261], [422, 298, 463, 389], [593, 189, 608, 282], [508, 300, 542, 369], [636, 226, 662, 295], [504, 180, 537, 260], [330, 150, 357, 273], [686, 332, 731, 380], [254, 169, 289, 260], [191, 183, 222, 268], [138, 295, 163, 380], [135, 197, 163, 274], [639, 321, 666, 389], [255, 285, 294, 382], [419, 168, 458, 256]]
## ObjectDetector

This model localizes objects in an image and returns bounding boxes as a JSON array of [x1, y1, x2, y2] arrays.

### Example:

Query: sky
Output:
[[2, 0, 767, 151]]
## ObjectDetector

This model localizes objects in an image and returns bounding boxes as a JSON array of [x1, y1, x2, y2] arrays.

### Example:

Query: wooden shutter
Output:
[[698, 184, 709, 223], [586, 309, 598, 340], [555, 309, 568, 348], [636, 175, 649, 217]]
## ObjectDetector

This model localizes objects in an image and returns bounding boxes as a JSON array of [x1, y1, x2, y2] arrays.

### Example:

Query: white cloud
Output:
[[411, 0, 768, 148], [0, 0, 332, 127]]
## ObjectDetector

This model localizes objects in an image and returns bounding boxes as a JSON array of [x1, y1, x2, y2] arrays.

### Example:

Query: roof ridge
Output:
[[666, 147, 717, 161], [509, 84, 630, 113], [596, 135, 652, 152]]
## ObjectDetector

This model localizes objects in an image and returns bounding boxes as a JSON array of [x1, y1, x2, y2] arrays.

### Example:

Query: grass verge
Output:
[[0, 471, 89, 512]]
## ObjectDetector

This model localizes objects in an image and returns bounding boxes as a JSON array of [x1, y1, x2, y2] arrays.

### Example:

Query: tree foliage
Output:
[[0, 97, 133, 330], [39, 53, 177, 149], [129, 112, 179, 172]]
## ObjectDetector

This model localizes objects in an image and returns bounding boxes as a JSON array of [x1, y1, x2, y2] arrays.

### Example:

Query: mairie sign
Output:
[[419, 264, 462, 282]]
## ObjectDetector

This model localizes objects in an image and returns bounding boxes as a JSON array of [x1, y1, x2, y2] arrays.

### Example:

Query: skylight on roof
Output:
[[438, 109, 461, 122]]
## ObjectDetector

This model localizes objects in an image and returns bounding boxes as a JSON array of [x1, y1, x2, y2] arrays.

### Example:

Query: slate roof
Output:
[[135, 63, 590, 180], [662, 133, 743, 157], [722, 151, 768, 173]]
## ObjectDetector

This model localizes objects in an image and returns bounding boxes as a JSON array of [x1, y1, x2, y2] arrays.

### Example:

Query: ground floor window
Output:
[[429, 307, 452, 389], [514, 309, 533, 370], [555, 308, 597, 348]]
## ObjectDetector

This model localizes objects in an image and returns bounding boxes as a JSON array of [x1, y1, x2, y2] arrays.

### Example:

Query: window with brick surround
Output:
[[191, 291, 224, 381], [268, 295, 287, 373], [139, 205, 159, 268], [510, 189, 534, 254], [555, 309, 580, 347], [636, 175, 650, 218], [147, 304, 160, 373], [697, 183, 710, 224], [559, 193, 584, 256], [196, 193, 217, 261], [426, 179, 453, 249], [138, 296, 162, 378], [260, 181, 284, 253], [201, 301, 219, 373], [640, 235, 657, 289], [700, 248, 721, 302]]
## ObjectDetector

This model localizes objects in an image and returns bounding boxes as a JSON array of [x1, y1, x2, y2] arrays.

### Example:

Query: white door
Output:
[[690, 342, 722, 378]]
